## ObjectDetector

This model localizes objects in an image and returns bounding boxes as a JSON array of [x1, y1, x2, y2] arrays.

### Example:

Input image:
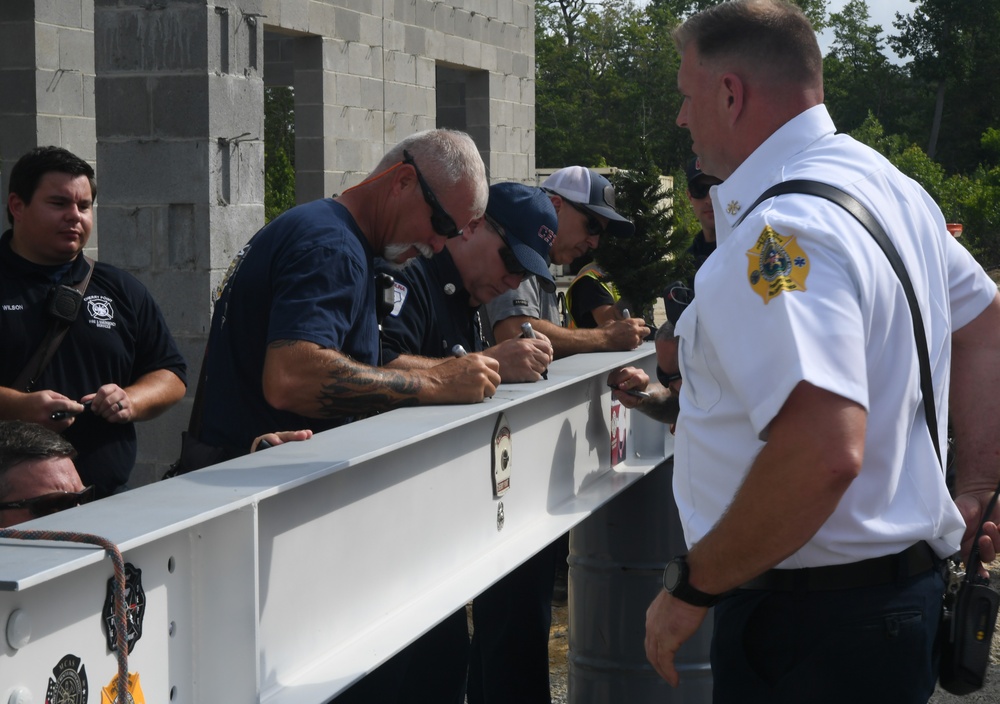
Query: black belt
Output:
[[739, 542, 938, 592]]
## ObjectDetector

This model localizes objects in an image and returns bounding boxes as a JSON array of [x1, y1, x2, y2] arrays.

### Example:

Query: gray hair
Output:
[[376, 129, 489, 217], [672, 0, 822, 91], [0, 421, 76, 499]]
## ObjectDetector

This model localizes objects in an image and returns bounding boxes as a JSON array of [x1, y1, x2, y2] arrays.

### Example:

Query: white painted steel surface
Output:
[[0, 345, 666, 703]]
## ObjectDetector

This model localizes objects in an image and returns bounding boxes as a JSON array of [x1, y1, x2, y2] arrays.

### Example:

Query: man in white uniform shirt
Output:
[[644, 2, 1000, 702]]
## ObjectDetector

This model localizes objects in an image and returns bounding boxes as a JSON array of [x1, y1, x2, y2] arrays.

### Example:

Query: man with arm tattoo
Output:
[[194, 129, 499, 457]]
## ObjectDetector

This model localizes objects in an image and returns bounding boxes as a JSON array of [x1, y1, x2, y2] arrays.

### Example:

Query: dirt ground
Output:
[[547, 560, 1000, 704]]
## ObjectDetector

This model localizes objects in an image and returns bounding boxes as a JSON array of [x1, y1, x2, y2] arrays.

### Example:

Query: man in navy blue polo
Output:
[[333, 183, 558, 704]]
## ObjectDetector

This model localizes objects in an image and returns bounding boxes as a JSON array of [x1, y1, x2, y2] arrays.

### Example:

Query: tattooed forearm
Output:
[[269, 339, 302, 349], [315, 357, 424, 418], [638, 392, 680, 425]]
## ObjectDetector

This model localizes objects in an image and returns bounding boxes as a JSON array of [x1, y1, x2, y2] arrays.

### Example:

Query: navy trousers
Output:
[[332, 606, 469, 704], [711, 567, 944, 703], [467, 542, 559, 704]]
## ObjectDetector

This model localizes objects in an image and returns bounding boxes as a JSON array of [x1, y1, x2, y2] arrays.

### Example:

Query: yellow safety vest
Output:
[[565, 264, 620, 329]]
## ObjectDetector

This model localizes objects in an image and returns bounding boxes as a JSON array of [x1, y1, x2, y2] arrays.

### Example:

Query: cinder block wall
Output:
[[2, 0, 535, 486]]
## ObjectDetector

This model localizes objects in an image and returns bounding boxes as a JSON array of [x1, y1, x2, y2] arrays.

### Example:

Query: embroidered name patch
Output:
[[85, 296, 117, 329], [390, 282, 408, 317], [537, 224, 555, 247], [746, 226, 810, 303]]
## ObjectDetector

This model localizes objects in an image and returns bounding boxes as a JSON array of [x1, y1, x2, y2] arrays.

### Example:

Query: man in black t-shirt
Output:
[[0, 147, 187, 496], [662, 157, 723, 326]]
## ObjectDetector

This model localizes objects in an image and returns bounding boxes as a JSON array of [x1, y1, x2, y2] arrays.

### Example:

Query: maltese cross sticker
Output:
[[747, 226, 810, 303]]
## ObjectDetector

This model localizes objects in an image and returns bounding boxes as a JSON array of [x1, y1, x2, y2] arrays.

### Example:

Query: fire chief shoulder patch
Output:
[[746, 225, 810, 303]]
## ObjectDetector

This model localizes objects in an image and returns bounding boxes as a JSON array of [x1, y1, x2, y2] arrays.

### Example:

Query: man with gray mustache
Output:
[[192, 129, 499, 459]]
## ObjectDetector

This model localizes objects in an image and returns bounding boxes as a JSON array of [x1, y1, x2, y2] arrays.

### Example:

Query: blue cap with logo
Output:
[[485, 182, 558, 293]]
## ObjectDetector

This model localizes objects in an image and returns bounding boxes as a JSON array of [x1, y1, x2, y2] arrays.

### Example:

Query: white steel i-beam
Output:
[[0, 345, 670, 703]]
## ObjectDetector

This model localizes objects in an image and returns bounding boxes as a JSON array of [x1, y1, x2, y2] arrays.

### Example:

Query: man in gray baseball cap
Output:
[[473, 167, 647, 704], [484, 166, 647, 358], [540, 165, 636, 238]]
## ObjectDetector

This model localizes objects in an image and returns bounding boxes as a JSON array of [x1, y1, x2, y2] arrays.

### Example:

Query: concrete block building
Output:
[[0, 0, 536, 484]]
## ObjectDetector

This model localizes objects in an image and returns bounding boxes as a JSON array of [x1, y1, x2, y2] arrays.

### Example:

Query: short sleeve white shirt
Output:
[[674, 105, 997, 566]]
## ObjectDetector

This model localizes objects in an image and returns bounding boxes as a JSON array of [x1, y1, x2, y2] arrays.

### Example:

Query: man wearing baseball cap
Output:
[[484, 166, 648, 359], [379, 181, 558, 383], [472, 168, 647, 704], [331, 184, 558, 704], [660, 157, 725, 328]]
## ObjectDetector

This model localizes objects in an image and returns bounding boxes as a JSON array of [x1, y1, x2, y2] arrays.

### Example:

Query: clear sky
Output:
[[817, 0, 917, 62]]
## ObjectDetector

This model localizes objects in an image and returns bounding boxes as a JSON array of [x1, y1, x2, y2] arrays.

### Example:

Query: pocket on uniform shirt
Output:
[[675, 304, 722, 412]]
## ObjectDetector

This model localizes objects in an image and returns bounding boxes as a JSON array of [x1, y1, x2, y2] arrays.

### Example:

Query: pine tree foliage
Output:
[[592, 158, 693, 323]]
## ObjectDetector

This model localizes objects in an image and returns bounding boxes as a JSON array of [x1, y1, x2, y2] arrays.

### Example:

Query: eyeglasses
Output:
[[563, 199, 605, 238], [0, 485, 95, 519], [402, 150, 462, 239], [656, 367, 682, 387], [484, 213, 528, 280], [688, 179, 719, 200]]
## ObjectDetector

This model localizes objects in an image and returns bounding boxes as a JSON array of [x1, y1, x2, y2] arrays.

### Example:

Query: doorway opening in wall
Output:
[[436, 66, 490, 171], [265, 86, 296, 223]]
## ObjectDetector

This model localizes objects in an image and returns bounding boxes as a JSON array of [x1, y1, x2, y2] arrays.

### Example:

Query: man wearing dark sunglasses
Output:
[[683, 156, 723, 273], [193, 129, 501, 462], [379, 182, 558, 384], [334, 184, 558, 704], [661, 158, 723, 327], [472, 166, 645, 704], [0, 420, 91, 528], [485, 166, 648, 361]]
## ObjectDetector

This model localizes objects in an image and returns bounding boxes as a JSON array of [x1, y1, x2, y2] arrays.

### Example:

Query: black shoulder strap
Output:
[[736, 180, 941, 467], [13, 255, 96, 392]]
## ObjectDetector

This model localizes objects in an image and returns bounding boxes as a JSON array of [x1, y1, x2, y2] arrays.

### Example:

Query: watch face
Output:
[[664, 558, 684, 591]]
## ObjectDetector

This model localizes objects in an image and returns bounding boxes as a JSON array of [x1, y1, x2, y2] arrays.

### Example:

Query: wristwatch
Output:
[[662, 555, 722, 607]]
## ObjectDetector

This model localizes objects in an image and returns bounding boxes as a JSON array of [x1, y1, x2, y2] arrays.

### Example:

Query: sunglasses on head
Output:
[[563, 199, 605, 237], [484, 213, 529, 280], [402, 150, 462, 239], [0, 485, 95, 519], [688, 179, 719, 200]]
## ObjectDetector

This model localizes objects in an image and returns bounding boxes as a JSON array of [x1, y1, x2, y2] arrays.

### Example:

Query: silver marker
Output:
[[519, 323, 547, 379]]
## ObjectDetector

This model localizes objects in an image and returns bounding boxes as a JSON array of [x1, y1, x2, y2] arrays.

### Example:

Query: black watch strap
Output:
[[663, 555, 722, 607]]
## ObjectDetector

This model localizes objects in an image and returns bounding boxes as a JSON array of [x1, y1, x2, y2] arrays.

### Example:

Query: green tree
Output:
[[592, 158, 691, 323], [536, 0, 690, 171], [890, 0, 1000, 172], [851, 114, 1000, 270], [536, 0, 834, 175], [264, 86, 296, 222], [650, 0, 829, 28], [822, 1, 914, 136]]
